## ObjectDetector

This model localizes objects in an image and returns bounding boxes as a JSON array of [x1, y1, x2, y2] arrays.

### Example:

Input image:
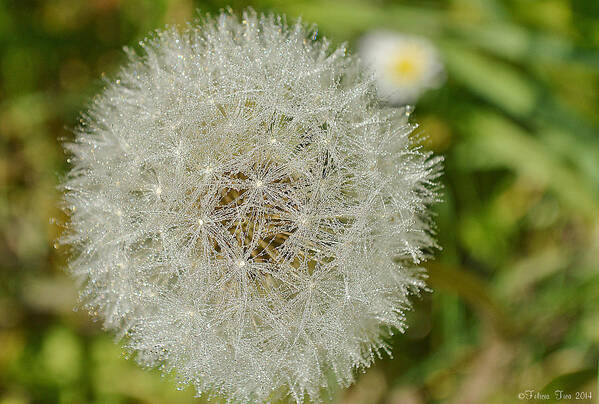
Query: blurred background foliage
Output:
[[1, 0, 599, 403]]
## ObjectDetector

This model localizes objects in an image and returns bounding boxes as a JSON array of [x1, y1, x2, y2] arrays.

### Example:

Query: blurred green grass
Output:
[[1, 0, 598, 403]]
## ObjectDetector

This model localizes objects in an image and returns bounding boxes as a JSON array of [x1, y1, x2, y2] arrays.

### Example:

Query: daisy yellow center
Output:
[[387, 47, 425, 84]]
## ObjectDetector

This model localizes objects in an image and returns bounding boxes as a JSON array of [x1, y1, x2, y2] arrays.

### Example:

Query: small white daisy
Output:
[[358, 31, 444, 105]]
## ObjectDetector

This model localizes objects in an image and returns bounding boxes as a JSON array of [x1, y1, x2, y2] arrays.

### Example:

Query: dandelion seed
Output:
[[59, 9, 441, 404]]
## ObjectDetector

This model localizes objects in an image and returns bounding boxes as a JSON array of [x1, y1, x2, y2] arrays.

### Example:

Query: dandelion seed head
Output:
[[60, 9, 441, 403]]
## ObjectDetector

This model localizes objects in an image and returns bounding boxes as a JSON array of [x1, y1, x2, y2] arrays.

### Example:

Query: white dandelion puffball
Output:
[[61, 10, 441, 403], [358, 31, 444, 105]]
